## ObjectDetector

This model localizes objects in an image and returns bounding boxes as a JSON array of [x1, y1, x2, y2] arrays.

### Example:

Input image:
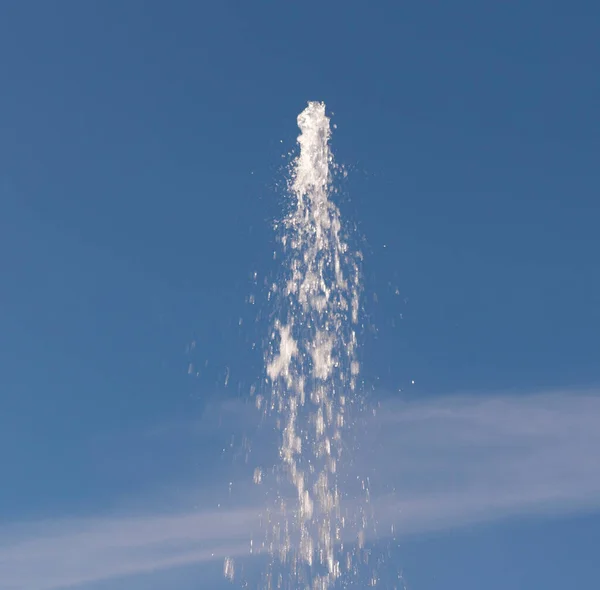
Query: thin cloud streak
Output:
[[2, 390, 599, 589], [0, 509, 259, 590]]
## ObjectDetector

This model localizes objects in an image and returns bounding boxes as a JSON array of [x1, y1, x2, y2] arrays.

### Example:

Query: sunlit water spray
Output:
[[257, 101, 364, 589], [221, 102, 408, 589]]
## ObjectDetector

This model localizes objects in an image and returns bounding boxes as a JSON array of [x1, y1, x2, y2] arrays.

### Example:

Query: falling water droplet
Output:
[[223, 557, 235, 581]]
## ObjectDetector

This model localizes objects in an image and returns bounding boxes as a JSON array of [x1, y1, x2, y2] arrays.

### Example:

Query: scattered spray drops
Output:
[[261, 101, 363, 589]]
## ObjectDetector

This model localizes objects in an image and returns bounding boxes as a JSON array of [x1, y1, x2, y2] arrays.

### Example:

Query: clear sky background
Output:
[[1, 1, 599, 589]]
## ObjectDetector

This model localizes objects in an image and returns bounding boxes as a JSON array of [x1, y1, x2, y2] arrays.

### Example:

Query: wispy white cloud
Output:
[[362, 391, 600, 533], [0, 508, 260, 590], [2, 390, 599, 590]]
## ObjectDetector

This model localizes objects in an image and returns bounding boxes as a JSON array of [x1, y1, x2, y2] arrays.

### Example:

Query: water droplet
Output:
[[223, 557, 235, 581]]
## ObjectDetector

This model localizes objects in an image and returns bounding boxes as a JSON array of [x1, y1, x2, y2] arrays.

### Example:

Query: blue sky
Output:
[[1, 1, 599, 589]]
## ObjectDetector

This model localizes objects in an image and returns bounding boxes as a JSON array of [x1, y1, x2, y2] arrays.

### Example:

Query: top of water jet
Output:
[[292, 101, 332, 204]]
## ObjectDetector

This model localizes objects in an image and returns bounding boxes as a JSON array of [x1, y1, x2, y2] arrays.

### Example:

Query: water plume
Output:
[[261, 101, 363, 589]]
